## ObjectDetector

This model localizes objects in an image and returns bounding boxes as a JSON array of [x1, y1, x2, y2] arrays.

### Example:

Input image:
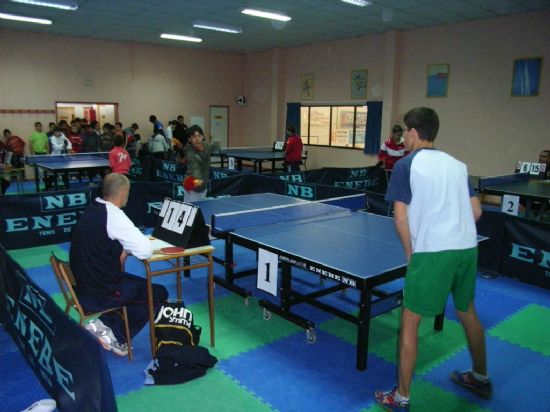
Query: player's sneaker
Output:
[[85, 318, 109, 336], [375, 387, 409, 411], [97, 328, 128, 357], [451, 370, 492, 398]]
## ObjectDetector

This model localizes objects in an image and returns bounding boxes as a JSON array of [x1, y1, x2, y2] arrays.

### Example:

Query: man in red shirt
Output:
[[284, 125, 303, 172], [378, 125, 407, 173]]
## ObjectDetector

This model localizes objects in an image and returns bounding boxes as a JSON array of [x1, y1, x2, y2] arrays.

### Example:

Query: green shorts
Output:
[[403, 247, 478, 317]]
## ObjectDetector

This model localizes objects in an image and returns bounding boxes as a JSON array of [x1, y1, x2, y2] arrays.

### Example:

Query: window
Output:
[[300, 105, 367, 149]]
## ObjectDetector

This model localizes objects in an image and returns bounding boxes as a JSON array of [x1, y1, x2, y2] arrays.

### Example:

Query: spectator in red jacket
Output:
[[378, 125, 407, 172], [284, 125, 303, 172]]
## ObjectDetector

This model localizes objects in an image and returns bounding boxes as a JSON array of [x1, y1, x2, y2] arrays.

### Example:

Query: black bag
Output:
[[154, 301, 201, 348]]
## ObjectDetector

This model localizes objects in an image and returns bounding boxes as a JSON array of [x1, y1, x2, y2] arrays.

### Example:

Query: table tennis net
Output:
[[211, 201, 352, 233]]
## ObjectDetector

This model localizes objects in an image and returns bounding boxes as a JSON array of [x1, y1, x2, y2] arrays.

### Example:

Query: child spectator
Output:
[[67, 124, 84, 153], [378, 125, 407, 172], [109, 135, 131, 175], [29, 122, 49, 155], [50, 127, 72, 155]]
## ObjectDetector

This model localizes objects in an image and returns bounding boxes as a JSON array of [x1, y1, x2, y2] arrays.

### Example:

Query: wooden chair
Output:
[[50, 253, 133, 360], [301, 150, 308, 170]]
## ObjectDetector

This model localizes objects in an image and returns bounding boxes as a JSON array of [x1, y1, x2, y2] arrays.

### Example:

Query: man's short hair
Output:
[[35, 121, 42, 126], [287, 125, 296, 134], [403, 107, 440, 142], [102, 173, 129, 199], [131, 123, 139, 130], [149, 115, 157, 122], [113, 135, 124, 147], [392, 124, 403, 133], [187, 125, 204, 138]]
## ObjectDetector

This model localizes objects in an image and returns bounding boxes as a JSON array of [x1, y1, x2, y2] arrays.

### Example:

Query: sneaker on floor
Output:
[[451, 370, 492, 398], [85, 318, 109, 336], [375, 388, 409, 411], [97, 328, 128, 357]]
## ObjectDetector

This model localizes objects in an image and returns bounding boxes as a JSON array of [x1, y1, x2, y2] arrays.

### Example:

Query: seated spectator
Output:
[[70, 173, 168, 356], [539, 149, 550, 179], [109, 135, 132, 175]]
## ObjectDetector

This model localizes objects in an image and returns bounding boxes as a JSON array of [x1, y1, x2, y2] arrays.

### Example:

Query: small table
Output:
[[0, 166, 25, 193], [142, 241, 215, 357]]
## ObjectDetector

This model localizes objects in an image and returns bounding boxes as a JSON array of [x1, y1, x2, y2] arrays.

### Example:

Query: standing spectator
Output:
[[284, 125, 303, 172], [375, 107, 488, 411], [3, 129, 26, 167], [82, 124, 100, 152], [29, 122, 49, 155], [50, 127, 72, 155], [90, 120, 101, 137], [47, 122, 56, 138], [149, 115, 164, 136], [174, 115, 188, 143], [124, 123, 140, 158], [114, 122, 125, 141], [538, 149, 550, 179], [378, 125, 407, 174], [99, 123, 115, 152], [148, 129, 169, 160], [109, 135, 132, 175], [67, 124, 84, 153]]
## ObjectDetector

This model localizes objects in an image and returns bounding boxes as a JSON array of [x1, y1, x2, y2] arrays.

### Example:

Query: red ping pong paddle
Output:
[[160, 246, 185, 255], [183, 175, 200, 191]]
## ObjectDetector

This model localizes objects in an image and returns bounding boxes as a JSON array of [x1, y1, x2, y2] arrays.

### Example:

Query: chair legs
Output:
[[121, 306, 133, 361]]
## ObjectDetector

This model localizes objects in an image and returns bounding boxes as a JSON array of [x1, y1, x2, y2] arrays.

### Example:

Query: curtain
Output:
[[364, 101, 383, 155], [286, 103, 301, 135]]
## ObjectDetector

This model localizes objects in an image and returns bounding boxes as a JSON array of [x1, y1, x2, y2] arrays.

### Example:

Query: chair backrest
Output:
[[50, 253, 85, 320]]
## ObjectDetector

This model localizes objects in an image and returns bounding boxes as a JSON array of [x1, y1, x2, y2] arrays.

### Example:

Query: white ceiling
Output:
[[0, 0, 549, 53]]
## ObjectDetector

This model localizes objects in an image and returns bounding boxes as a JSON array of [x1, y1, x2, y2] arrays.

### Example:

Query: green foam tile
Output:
[[50, 292, 81, 322], [360, 379, 490, 412], [116, 368, 273, 412], [7, 244, 67, 269], [320, 309, 467, 374], [489, 304, 550, 356], [189, 294, 301, 361]]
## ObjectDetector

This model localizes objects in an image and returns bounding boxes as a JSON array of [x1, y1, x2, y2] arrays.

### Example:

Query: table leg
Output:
[[176, 257, 182, 301], [144, 261, 157, 357], [207, 253, 215, 347], [357, 288, 372, 371]]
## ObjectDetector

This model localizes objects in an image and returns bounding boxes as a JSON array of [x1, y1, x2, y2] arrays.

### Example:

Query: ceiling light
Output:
[[11, 0, 78, 11], [160, 33, 202, 43], [341, 0, 372, 6], [193, 20, 242, 34], [241, 8, 291, 22], [0, 12, 52, 24]]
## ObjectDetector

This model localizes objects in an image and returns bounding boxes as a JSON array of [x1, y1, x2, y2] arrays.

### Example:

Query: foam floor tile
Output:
[[488, 303, 550, 356], [218, 330, 395, 412], [422, 334, 550, 411], [7, 244, 67, 269], [116, 368, 273, 412], [189, 294, 302, 361], [321, 309, 468, 374], [25, 264, 60, 295]]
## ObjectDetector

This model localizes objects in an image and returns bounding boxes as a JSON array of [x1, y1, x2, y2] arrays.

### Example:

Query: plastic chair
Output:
[[50, 253, 133, 360]]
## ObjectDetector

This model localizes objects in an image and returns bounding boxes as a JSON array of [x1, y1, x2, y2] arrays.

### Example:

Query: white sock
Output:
[[471, 370, 490, 382], [394, 390, 410, 402]]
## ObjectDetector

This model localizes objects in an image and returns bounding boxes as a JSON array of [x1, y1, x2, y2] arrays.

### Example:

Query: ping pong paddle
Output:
[[183, 175, 200, 191], [159, 246, 185, 255]]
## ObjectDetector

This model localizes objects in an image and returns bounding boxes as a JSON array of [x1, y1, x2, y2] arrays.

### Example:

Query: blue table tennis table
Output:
[[192, 193, 445, 371], [25, 153, 110, 192], [478, 173, 550, 220], [214, 147, 286, 173]]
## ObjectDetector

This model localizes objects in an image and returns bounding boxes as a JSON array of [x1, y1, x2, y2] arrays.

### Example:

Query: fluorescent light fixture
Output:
[[0, 12, 52, 24], [11, 0, 78, 10], [160, 33, 202, 43], [193, 20, 242, 34], [241, 8, 291, 22], [341, 0, 372, 6]]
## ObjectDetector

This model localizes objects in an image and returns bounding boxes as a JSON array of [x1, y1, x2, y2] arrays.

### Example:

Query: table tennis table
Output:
[[214, 147, 286, 173], [25, 153, 110, 192], [192, 193, 444, 371], [478, 173, 550, 220]]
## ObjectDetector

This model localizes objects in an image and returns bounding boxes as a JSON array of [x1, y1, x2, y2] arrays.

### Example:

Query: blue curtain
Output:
[[364, 101, 383, 155], [286, 103, 301, 135]]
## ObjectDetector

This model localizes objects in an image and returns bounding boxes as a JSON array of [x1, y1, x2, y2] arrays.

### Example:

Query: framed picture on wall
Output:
[[300, 73, 314, 100], [351, 69, 368, 99], [426, 64, 449, 97], [511, 57, 542, 97]]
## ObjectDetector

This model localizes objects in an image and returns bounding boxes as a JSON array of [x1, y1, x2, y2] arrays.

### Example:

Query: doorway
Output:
[[209, 106, 229, 148], [56, 102, 119, 126]]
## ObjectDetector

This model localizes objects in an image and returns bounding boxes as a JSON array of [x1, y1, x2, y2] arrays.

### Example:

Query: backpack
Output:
[[154, 301, 201, 349]]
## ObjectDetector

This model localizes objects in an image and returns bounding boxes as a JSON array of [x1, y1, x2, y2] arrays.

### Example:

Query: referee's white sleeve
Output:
[[106, 204, 153, 259]]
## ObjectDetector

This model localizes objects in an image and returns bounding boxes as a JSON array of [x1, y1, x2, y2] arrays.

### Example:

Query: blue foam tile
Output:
[[25, 264, 61, 295], [444, 278, 528, 329], [421, 335, 550, 411], [476, 275, 550, 308], [0, 327, 53, 411], [218, 330, 393, 412]]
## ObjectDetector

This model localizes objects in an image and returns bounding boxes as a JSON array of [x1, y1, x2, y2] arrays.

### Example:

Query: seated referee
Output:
[[70, 173, 168, 356]]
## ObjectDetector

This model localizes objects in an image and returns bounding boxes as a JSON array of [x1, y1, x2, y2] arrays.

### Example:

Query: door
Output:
[[209, 106, 229, 148]]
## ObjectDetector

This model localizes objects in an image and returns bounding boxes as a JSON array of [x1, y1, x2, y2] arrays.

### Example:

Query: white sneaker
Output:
[[98, 328, 128, 357], [20, 399, 56, 412], [85, 318, 109, 336]]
